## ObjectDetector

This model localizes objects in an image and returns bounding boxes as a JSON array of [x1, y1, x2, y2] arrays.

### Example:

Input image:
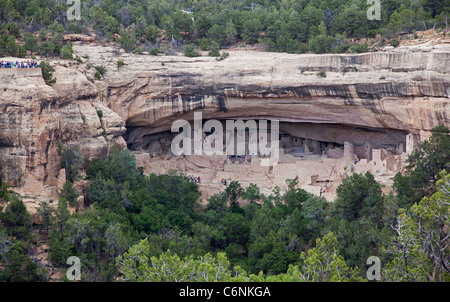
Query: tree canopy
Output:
[[1, 0, 449, 57]]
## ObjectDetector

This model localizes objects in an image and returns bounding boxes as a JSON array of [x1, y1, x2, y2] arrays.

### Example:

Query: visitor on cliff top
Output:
[[0, 60, 38, 68]]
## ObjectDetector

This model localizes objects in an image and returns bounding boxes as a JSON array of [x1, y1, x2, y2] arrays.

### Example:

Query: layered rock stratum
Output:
[[0, 63, 126, 203], [1, 39, 449, 208], [97, 43, 449, 145]]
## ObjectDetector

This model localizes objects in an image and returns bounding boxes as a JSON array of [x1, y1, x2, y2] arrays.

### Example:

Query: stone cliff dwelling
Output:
[[128, 119, 416, 202], [1, 41, 448, 208]]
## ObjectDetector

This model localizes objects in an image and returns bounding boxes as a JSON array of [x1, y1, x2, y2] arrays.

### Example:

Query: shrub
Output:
[[200, 37, 210, 51], [60, 181, 79, 207], [150, 48, 160, 56], [317, 70, 326, 78], [3, 196, 32, 239], [334, 44, 349, 53], [57, 143, 84, 182], [350, 42, 369, 53], [132, 47, 144, 54], [309, 34, 335, 54], [3, 243, 44, 281], [0, 177, 10, 201], [61, 46, 73, 60], [16, 46, 26, 58], [208, 41, 220, 57], [216, 52, 229, 61], [94, 65, 107, 77], [39, 61, 57, 85], [117, 60, 125, 69], [390, 38, 400, 47], [184, 44, 200, 57]]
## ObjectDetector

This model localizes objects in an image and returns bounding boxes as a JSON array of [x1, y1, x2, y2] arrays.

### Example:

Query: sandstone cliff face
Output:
[[1, 41, 449, 201], [0, 63, 126, 199], [71, 43, 449, 152]]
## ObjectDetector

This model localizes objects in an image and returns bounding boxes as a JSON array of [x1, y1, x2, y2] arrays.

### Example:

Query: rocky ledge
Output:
[[70, 42, 449, 150], [0, 40, 449, 205], [0, 62, 126, 202]]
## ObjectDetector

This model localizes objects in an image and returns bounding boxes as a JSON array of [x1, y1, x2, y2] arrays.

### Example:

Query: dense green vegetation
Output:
[[1, 126, 448, 282], [0, 0, 449, 58], [0, 183, 45, 281], [0, 0, 449, 281], [393, 125, 450, 208]]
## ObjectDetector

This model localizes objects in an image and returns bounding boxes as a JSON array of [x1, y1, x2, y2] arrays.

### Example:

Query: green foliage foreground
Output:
[[116, 231, 365, 282], [0, 126, 449, 282]]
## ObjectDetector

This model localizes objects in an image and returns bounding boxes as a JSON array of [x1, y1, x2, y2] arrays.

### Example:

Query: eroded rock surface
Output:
[[0, 63, 126, 201], [1, 41, 449, 205], [69, 42, 449, 200], [71, 43, 449, 149]]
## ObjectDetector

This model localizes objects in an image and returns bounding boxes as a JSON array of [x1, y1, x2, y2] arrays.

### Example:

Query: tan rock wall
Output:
[[0, 63, 126, 201], [1, 42, 449, 206], [72, 43, 450, 151]]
